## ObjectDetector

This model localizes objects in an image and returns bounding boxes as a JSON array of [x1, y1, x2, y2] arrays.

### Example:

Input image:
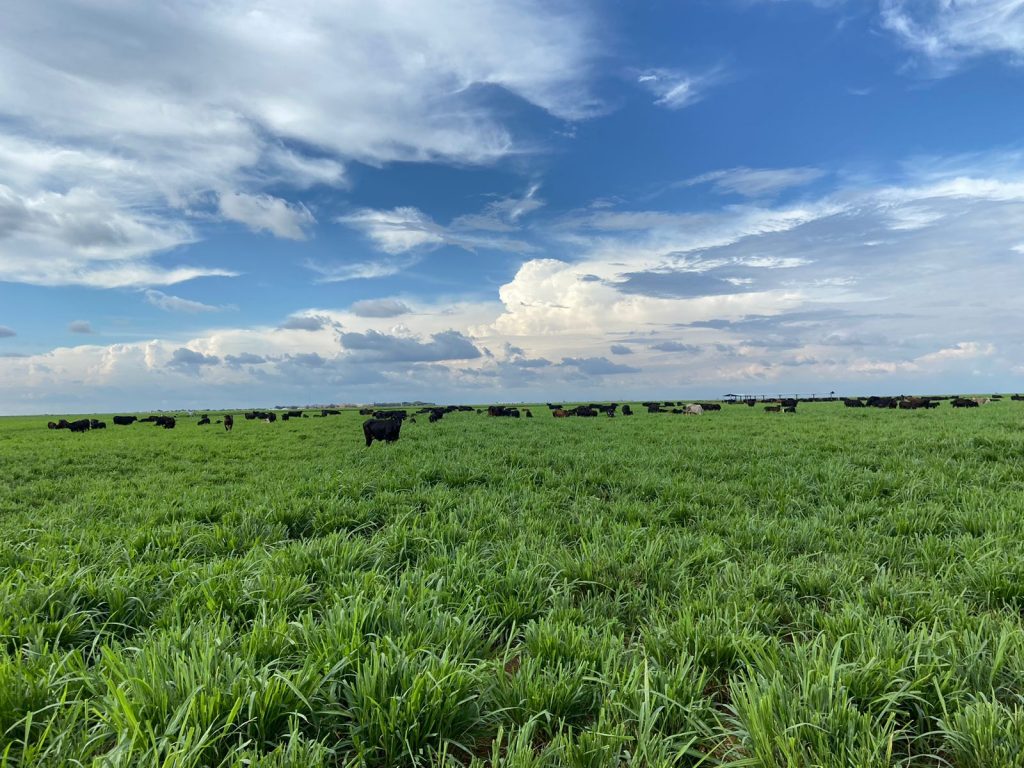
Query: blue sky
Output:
[[2, 0, 1024, 412]]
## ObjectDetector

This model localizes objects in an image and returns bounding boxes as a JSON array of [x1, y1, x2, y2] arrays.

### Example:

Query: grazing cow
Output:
[[90, 419, 106, 429], [56, 419, 71, 429], [1011, 394, 1024, 401], [843, 399, 865, 408], [363, 417, 402, 446], [429, 410, 443, 423], [68, 418, 91, 432], [47, 421, 58, 429], [574, 406, 598, 417], [525, 409, 533, 418], [198, 415, 211, 425], [783, 406, 797, 414], [622, 405, 633, 416], [684, 404, 704, 416], [487, 406, 520, 418], [647, 404, 662, 413], [746, 399, 757, 407], [323, 409, 342, 416], [224, 415, 234, 431], [138, 416, 158, 423], [952, 398, 979, 408], [113, 415, 137, 425], [552, 409, 569, 418], [547, 403, 563, 411], [154, 416, 176, 429], [698, 403, 722, 411], [973, 397, 991, 406], [765, 405, 781, 413], [286, 410, 303, 418]]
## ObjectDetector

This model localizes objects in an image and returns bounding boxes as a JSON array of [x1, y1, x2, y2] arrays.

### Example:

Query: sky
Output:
[[1, 0, 1024, 413]]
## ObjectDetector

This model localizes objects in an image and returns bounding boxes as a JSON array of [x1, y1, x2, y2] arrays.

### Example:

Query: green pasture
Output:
[[1, 402, 1023, 766]]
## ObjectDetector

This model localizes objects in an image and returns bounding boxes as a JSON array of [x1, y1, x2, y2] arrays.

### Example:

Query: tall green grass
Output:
[[1, 402, 1023, 765]]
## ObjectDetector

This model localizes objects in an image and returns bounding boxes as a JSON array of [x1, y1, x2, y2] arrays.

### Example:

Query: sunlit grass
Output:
[[1, 402, 1023, 765]]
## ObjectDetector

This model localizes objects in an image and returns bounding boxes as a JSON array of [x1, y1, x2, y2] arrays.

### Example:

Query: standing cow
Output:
[[224, 414, 234, 431], [363, 418, 402, 446]]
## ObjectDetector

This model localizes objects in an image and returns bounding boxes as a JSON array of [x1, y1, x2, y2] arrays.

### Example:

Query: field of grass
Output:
[[1, 402, 1023, 766]]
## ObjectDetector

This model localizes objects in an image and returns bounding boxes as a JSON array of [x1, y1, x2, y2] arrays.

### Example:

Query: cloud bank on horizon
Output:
[[1, 0, 1023, 412]]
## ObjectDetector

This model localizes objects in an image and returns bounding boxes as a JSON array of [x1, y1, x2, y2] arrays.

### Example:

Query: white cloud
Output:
[[681, 166, 827, 197], [218, 192, 314, 240], [915, 341, 995, 365], [350, 299, 413, 318], [0, 0, 600, 287], [6, 153, 1024, 411], [339, 207, 446, 254], [145, 290, 223, 314], [637, 68, 722, 109], [881, 0, 1024, 71]]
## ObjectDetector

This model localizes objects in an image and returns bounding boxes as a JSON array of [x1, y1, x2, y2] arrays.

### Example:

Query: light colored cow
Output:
[[684, 404, 704, 415]]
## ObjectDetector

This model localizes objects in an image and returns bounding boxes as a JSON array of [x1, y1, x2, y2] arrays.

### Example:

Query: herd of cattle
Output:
[[45, 394, 1020, 444]]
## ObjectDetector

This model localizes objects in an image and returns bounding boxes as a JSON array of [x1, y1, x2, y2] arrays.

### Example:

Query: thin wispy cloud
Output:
[[145, 290, 224, 314], [636, 67, 724, 109], [680, 166, 827, 197], [881, 0, 1024, 72]]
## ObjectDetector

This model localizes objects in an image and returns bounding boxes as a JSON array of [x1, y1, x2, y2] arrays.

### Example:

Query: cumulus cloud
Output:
[[218, 192, 315, 240], [279, 314, 334, 332], [340, 329, 482, 363], [68, 321, 95, 334], [145, 290, 223, 313], [167, 347, 221, 373], [224, 353, 267, 367], [349, 299, 413, 318]]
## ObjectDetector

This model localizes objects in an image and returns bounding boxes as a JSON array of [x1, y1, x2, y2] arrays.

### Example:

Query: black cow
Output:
[[1011, 394, 1024, 401], [429, 410, 443, 423], [90, 419, 106, 429], [47, 421, 58, 429], [952, 398, 979, 408], [155, 416, 176, 429], [574, 406, 598, 417], [113, 415, 137, 425], [198, 415, 211, 425], [138, 416, 158, 423], [622, 404, 633, 416], [224, 415, 234, 431], [68, 419, 91, 432], [363, 417, 402, 446], [286, 410, 303, 418], [783, 406, 797, 414], [488, 406, 520, 417], [843, 399, 865, 408], [699, 403, 722, 411], [525, 409, 533, 418]]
